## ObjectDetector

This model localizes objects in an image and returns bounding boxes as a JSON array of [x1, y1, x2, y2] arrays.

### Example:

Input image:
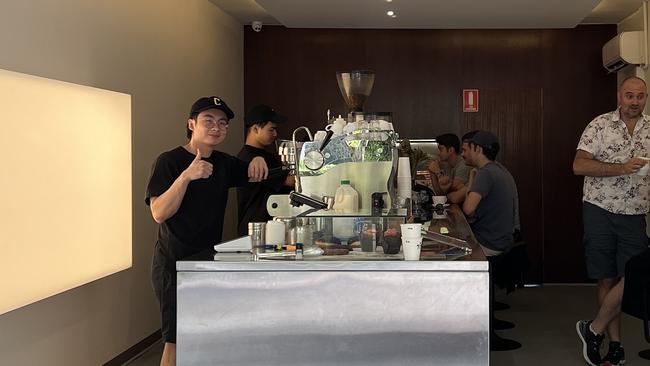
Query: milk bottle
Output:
[[333, 179, 359, 214]]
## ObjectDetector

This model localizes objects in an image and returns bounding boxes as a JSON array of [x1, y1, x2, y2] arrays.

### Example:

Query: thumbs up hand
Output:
[[183, 148, 213, 181]]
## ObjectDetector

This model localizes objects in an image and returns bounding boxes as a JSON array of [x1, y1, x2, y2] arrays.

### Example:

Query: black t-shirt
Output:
[[145, 146, 249, 262], [237, 145, 290, 236]]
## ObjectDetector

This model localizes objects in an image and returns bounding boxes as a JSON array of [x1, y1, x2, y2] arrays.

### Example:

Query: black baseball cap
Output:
[[244, 105, 287, 127], [189, 96, 234, 120], [469, 130, 498, 149]]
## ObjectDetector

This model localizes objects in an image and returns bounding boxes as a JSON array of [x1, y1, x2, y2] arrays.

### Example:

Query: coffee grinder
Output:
[[336, 70, 375, 122]]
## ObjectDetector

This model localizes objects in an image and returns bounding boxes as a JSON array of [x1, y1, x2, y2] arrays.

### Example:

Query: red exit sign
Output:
[[463, 89, 479, 112]]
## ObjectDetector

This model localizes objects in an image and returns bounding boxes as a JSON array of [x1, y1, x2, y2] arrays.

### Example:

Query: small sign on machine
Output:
[[463, 89, 479, 112]]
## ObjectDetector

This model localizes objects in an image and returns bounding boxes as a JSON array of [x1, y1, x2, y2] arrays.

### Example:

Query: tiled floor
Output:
[[127, 284, 649, 365]]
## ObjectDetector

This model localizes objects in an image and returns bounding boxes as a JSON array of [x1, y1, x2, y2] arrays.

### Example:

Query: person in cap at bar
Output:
[[461, 130, 517, 256], [427, 133, 472, 203], [145, 96, 268, 366], [237, 104, 295, 236], [461, 130, 521, 351], [573, 76, 650, 366], [461, 130, 521, 235]]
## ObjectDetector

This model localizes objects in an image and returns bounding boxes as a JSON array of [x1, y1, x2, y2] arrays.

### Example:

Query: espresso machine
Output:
[[268, 70, 399, 217], [296, 127, 398, 213]]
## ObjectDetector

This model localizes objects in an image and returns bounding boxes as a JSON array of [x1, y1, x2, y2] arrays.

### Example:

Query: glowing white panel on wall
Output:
[[0, 68, 132, 315]]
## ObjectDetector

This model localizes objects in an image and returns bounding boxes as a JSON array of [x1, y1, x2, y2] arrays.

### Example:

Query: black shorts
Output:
[[583, 201, 648, 279], [151, 243, 176, 344]]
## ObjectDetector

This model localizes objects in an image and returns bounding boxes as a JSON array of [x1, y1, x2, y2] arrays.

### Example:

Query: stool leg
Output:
[[488, 260, 521, 351], [641, 282, 650, 360]]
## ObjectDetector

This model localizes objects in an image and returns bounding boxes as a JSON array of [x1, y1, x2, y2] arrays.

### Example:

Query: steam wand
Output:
[[291, 126, 313, 193]]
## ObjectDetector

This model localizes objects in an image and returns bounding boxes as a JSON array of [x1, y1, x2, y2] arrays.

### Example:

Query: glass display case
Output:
[[227, 205, 475, 262]]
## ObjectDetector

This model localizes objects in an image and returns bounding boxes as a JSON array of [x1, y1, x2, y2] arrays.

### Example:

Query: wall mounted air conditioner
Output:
[[602, 31, 646, 73]]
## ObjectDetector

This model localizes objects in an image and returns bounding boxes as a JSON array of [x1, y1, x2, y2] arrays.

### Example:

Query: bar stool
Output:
[[488, 251, 522, 351], [622, 248, 650, 360]]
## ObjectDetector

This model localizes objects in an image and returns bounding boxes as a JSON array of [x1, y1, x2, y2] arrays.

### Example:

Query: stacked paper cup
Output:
[[400, 223, 422, 260], [397, 157, 412, 206]]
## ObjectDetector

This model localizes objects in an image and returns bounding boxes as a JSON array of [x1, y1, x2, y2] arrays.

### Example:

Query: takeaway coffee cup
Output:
[[402, 236, 422, 260], [637, 157, 650, 176], [400, 223, 422, 238]]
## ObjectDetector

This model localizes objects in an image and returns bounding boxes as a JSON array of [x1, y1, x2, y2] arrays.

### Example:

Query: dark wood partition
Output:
[[244, 25, 617, 283]]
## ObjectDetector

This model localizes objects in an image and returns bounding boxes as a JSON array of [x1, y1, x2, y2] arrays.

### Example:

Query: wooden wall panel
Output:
[[462, 89, 544, 283], [244, 25, 617, 283]]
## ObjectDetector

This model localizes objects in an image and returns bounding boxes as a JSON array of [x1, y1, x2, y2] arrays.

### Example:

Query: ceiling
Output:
[[209, 0, 645, 29]]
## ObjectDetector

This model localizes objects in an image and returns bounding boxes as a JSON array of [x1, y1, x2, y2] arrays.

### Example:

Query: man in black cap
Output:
[[462, 130, 521, 352], [237, 104, 295, 236], [145, 96, 268, 366], [461, 130, 517, 257]]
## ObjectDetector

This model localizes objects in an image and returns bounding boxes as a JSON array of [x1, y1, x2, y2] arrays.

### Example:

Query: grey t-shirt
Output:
[[494, 161, 520, 232], [442, 157, 471, 184], [469, 162, 517, 252]]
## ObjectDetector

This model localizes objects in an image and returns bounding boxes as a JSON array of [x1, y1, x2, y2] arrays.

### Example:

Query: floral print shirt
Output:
[[577, 109, 650, 215]]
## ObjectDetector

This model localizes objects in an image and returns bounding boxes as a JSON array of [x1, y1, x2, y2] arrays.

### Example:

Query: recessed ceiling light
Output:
[[387, 10, 395, 16], [386, 0, 393, 2]]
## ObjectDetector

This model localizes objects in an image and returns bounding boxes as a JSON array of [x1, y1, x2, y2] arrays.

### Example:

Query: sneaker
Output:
[[602, 342, 626, 365], [576, 320, 604, 366]]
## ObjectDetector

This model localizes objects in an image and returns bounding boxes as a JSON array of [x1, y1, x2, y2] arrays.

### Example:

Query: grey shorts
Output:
[[583, 202, 648, 279]]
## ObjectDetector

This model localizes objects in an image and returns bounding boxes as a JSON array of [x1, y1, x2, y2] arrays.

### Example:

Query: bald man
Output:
[[573, 76, 650, 366]]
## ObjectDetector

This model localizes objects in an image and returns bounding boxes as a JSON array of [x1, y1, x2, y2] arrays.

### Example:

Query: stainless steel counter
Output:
[[177, 259, 487, 272], [176, 205, 489, 365]]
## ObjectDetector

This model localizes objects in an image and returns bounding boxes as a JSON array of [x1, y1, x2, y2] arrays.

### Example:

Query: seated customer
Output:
[[461, 130, 516, 256], [461, 130, 521, 235], [462, 130, 521, 351], [427, 133, 471, 203]]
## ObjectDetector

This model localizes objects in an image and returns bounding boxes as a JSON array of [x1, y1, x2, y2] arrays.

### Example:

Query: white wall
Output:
[[0, 0, 244, 364]]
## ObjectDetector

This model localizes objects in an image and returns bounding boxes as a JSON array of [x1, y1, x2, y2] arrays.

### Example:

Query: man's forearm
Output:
[[150, 173, 191, 223], [447, 186, 467, 204], [573, 158, 624, 177]]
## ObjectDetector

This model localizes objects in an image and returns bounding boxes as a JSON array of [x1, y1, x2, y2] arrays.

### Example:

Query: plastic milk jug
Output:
[[333, 179, 359, 214]]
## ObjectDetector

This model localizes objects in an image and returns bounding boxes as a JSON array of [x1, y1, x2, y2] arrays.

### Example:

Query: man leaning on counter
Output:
[[145, 96, 268, 366], [237, 104, 295, 236]]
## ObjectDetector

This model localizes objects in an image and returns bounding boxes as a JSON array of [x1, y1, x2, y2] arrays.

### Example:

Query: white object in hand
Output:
[[636, 157, 650, 176]]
